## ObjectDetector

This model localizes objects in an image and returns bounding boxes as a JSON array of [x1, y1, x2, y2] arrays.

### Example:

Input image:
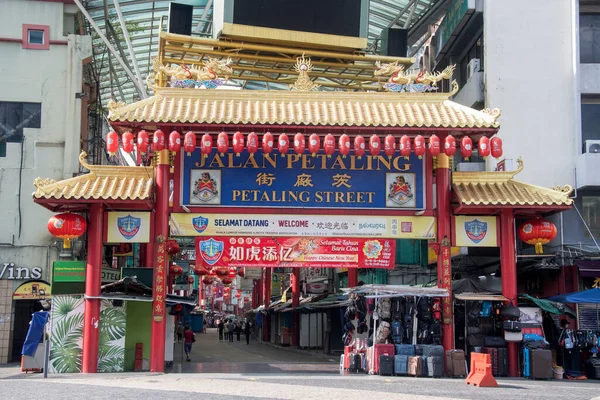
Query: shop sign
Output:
[[181, 150, 425, 209], [452, 216, 499, 247], [301, 268, 330, 283], [243, 268, 262, 280], [171, 213, 436, 240], [53, 261, 85, 283], [107, 212, 151, 243], [440, 243, 453, 325], [195, 236, 396, 269], [102, 268, 120, 283], [1, 263, 42, 280], [13, 280, 51, 299], [436, 0, 474, 57]]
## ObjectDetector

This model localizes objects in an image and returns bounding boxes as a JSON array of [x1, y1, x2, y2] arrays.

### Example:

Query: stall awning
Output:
[[520, 294, 576, 317], [576, 260, 600, 278], [342, 284, 449, 298], [455, 292, 507, 301]]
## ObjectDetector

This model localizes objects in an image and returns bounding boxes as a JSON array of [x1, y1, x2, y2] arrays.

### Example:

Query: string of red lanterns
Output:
[[106, 130, 504, 159]]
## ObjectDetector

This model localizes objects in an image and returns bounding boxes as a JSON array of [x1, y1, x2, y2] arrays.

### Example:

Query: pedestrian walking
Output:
[[224, 319, 230, 342], [227, 320, 235, 342], [175, 321, 183, 343], [218, 319, 224, 342], [236, 321, 241, 342], [183, 325, 195, 362], [244, 320, 251, 345]]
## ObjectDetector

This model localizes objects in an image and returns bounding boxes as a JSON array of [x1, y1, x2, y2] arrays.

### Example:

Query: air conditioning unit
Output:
[[467, 58, 481, 80], [456, 162, 485, 172], [585, 140, 600, 153]]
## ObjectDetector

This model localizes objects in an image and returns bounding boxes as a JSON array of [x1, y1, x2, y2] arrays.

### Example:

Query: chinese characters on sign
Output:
[[153, 238, 167, 320], [441, 245, 452, 325]]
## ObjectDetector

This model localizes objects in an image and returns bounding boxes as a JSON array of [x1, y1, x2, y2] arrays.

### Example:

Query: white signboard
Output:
[[243, 268, 263, 280]]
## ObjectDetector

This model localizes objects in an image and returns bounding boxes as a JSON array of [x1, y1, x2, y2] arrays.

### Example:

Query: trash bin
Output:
[[190, 313, 204, 332]]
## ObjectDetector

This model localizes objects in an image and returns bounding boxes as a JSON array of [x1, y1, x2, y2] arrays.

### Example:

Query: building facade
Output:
[[0, 0, 91, 363]]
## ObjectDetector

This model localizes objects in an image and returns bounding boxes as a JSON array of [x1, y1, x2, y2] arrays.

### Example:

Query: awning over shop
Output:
[[575, 260, 600, 278], [520, 294, 576, 317], [342, 284, 449, 298], [455, 293, 507, 301]]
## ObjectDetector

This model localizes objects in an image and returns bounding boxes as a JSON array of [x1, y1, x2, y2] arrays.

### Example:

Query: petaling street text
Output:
[[231, 190, 376, 203]]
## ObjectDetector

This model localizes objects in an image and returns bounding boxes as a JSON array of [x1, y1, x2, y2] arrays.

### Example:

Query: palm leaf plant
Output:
[[49, 312, 83, 373]]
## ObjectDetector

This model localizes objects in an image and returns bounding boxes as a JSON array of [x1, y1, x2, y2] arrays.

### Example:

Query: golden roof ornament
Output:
[[482, 108, 502, 123], [151, 56, 233, 89], [374, 61, 456, 93], [289, 54, 320, 92]]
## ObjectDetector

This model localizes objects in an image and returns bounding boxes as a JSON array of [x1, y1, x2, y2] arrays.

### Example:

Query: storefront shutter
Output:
[[577, 303, 600, 330]]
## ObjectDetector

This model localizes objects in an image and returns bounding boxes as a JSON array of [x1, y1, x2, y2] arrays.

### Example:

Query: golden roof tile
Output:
[[452, 158, 573, 207], [107, 87, 500, 129], [33, 152, 154, 201]]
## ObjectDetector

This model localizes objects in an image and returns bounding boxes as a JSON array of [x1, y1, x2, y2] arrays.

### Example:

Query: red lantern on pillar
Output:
[[518, 219, 557, 254], [294, 133, 306, 154], [414, 135, 426, 159], [247, 132, 259, 154], [222, 277, 233, 285], [491, 136, 503, 159], [262, 132, 274, 154], [429, 134, 441, 156], [152, 129, 165, 152], [106, 131, 119, 155], [399, 135, 412, 159], [217, 131, 229, 155], [183, 131, 196, 155], [166, 239, 180, 255], [308, 133, 320, 156], [323, 134, 335, 157], [122, 131, 135, 153], [194, 266, 209, 276], [202, 277, 213, 285], [47, 213, 87, 248], [384, 134, 395, 158], [232, 131, 244, 155], [444, 135, 456, 156], [354, 135, 366, 158], [137, 130, 149, 154], [478, 136, 490, 158], [235, 292, 242, 298], [369, 134, 381, 156], [278, 133, 289, 156], [170, 265, 183, 275], [215, 268, 228, 277], [461, 136, 473, 160], [237, 268, 245, 278], [169, 131, 181, 153], [339, 134, 350, 157], [188, 276, 195, 284]]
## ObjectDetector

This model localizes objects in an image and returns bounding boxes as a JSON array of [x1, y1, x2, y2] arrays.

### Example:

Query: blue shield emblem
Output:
[[465, 219, 487, 244], [117, 215, 141, 240], [192, 216, 209, 233], [200, 238, 224, 266]]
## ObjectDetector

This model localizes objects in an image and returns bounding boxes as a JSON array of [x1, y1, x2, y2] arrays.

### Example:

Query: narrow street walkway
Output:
[[170, 328, 338, 374]]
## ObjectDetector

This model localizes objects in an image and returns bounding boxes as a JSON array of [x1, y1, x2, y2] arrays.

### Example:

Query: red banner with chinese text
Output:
[[153, 240, 167, 320], [440, 245, 452, 325], [195, 236, 396, 269]]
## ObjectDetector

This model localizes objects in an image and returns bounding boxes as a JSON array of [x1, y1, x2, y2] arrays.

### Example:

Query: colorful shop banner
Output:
[[181, 149, 425, 209], [452, 216, 499, 247], [13, 280, 51, 299], [195, 236, 396, 269], [106, 212, 151, 243], [171, 213, 436, 240]]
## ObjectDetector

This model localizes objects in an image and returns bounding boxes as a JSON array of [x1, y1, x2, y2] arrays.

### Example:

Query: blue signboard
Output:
[[181, 149, 424, 209]]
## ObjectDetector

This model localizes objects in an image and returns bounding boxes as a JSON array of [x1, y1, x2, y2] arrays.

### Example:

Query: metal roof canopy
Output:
[[341, 284, 449, 298], [455, 292, 507, 301]]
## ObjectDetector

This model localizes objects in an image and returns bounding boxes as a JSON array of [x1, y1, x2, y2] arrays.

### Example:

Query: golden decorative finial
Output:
[[552, 184, 574, 196], [33, 177, 56, 189], [78, 151, 92, 171], [290, 53, 320, 92], [482, 108, 502, 123], [107, 99, 126, 113]]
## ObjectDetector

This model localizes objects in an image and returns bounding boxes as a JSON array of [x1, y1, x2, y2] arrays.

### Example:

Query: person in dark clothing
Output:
[[235, 321, 242, 341], [183, 325, 195, 362], [218, 320, 224, 342], [244, 320, 251, 345]]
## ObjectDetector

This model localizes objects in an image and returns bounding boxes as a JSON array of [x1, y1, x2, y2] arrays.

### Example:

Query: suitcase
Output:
[[423, 345, 444, 358], [422, 356, 428, 376], [445, 350, 467, 377], [367, 344, 395, 374], [379, 355, 394, 376], [408, 356, 423, 376], [530, 349, 552, 380], [497, 347, 508, 377], [415, 344, 426, 356], [481, 347, 499, 376], [563, 348, 581, 375], [394, 355, 409, 375], [523, 348, 531, 378], [395, 344, 415, 356], [585, 359, 600, 379], [349, 353, 363, 372], [427, 355, 444, 378]]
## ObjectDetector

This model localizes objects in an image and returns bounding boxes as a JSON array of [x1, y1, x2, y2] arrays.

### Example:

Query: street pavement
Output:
[[1, 329, 600, 399]]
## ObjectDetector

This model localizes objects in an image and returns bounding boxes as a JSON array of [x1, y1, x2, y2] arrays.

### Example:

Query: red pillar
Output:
[[82, 203, 103, 373], [500, 208, 519, 377], [150, 149, 170, 373], [291, 268, 301, 346], [263, 268, 272, 342], [347, 268, 358, 288], [435, 153, 454, 352]]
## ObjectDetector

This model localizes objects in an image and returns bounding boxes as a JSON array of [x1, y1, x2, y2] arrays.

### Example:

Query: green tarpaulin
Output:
[[520, 294, 576, 317]]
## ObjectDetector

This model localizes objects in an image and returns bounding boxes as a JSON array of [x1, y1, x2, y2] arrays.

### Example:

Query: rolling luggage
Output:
[[408, 356, 423, 377], [445, 350, 467, 377], [497, 347, 508, 377], [427, 355, 444, 378], [585, 358, 600, 379], [423, 345, 444, 358], [530, 349, 552, 380], [395, 344, 415, 356], [379, 355, 394, 376], [415, 344, 426, 356], [394, 355, 409, 375], [481, 347, 499, 376], [349, 353, 363, 372], [367, 344, 395, 374], [523, 348, 531, 378], [422, 356, 428, 376]]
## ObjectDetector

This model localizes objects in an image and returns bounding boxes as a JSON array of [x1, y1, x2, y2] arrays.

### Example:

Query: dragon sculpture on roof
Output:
[[151, 57, 234, 89], [374, 61, 456, 93]]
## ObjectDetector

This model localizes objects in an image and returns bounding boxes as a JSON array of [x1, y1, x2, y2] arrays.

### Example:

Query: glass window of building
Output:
[[583, 196, 600, 238], [0, 102, 42, 157], [581, 101, 600, 152], [27, 29, 45, 45], [580, 14, 600, 63]]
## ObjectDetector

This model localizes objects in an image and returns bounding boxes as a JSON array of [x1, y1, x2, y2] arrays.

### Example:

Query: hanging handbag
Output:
[[503, 321, 522, 332], [500, 304, 520, 319]]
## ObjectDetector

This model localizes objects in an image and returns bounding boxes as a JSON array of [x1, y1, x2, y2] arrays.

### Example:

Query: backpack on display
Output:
[[376, 321, 391, 344], [378, 298, 392, 319], [392, 298, 404, 320], [479, 301, 492, 317], [391, 320, 402, 336]]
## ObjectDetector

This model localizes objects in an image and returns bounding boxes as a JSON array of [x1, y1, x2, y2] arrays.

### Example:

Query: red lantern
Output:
[[294, 133, 306, 154], [188, 276, 195, 284], [429, 134, 441, 156], [166, 239, 180, 255], [237, 268, 245, 278], [168, 131, 181, 153], [217, 131, 228, 155], [232, 131, 244, 155], [215, 268, 228, 277], [184, 131, 196, 155], [106, 131, 119, 155], [518, 219, 557, 254], [170, 265, 183, 275], [369, 135, 381, 156], [384, 134, 395, 158], [247, 132, 259, 154], [47, 213, 87, 248], [122, 131, 135, 153], [491, 137, 503, 159], [194, 266, 209, 276], [308, 133, 320, 156], [323, 134, 335, 157], [223, 286, 231, 293], [200, 133, 213, 157], [278, 133, 289, 156], [235, 293, 242, 298], [414, 135, 426, 159], [461, 136, 473, 160], [339, 134, 350, 157], [173, 304, 183, 312], [478, 136, 490, 158], [152, 129, 165, 152], [444, 135, 456, 156], [222, 277, 233, 285], [202, 277, 213, 285], [137, 130, 149, 154], [262, 132, 274, 154], [399, 135, 411, 159], [354, 135, 366, 158]]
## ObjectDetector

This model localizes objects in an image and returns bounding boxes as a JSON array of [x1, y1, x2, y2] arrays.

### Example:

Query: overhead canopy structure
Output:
[[455, 293, 507, 302], [548, 288, 600, 304], [342, 284, 449, 298], [520, 294, 576, 317]]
